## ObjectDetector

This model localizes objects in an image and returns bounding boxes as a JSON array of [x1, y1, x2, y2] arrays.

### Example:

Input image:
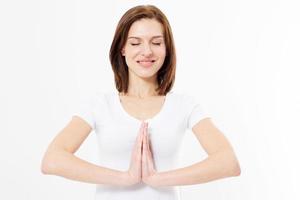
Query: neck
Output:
[[121, 71, 160, 98]]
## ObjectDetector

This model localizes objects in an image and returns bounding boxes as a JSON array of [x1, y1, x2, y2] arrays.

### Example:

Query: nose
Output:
[[141, 44, 153, 56]]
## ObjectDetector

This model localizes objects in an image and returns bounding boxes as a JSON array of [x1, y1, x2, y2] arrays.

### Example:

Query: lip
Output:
[[137, 59, 156, 62], [137, 59, 156, 68]]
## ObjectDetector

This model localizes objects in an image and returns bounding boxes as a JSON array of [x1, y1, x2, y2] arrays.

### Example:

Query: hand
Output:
[[125, 122, 144, 186], [142, 122, 159, 187]]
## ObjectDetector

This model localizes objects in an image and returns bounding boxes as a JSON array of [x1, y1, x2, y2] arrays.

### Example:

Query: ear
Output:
[[121, 48, 125, 56]]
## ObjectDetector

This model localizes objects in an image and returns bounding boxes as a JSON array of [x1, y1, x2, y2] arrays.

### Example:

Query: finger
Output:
[[145, 127, 151, 155], [135, 122, 144, 143], [139, 122, 145, 134], [144, 123, 148, 154], [139, 122, 145, 142], [142, 126, 147, 156], [136, 133, 143, 162], [145, 127, 153, 169], [133, 122, 144, 159], [148, 135, 154, 158], [145, 129, 156, 171], [142, 131, 148, 176], [145, 132, 152, 162], [141, 123, 147, 142], [146, 128, 149, 150], [137, 122, 145, 152]]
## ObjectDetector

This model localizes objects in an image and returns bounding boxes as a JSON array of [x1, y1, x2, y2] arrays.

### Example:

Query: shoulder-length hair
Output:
[[109, 5, 176, 95]]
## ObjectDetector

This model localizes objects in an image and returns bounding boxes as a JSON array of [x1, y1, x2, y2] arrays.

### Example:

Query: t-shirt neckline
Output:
[[114, 91, 171, 123]]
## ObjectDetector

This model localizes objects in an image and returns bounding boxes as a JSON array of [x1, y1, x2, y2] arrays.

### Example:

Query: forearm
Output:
[[41, 150, 127, 186], [156, 149, 241, 187]]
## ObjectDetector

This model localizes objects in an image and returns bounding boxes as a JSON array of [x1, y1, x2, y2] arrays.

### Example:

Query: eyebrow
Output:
[[127, 36, 164, 40]]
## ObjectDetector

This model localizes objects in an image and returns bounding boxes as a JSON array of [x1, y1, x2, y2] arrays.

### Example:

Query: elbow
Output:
[[228, 157, 241, 177], [41, 164, 49, 175], [223, 151, 241, 177], [231, 162, 241, 176], [41, 160, 51, 174], [41, 157, 52, 174], [40, 152, 58, 175]]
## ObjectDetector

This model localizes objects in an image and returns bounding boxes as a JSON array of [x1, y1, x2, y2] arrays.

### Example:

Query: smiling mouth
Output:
[[137, 60, 156, 63], [137, 60, 156, 67]]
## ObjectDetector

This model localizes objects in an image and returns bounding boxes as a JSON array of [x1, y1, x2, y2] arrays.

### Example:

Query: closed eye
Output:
[[130, 43, 161, 46], [152, 43, 161, 46]]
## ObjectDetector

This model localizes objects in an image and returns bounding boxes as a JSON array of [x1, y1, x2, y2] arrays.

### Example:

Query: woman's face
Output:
[[122, 18, 166, 80]]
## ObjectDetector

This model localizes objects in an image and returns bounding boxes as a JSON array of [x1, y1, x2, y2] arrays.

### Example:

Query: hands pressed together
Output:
[[125, 121, 160, 187]]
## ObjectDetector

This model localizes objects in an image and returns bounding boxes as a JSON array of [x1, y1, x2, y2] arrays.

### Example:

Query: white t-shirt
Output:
[[74, 90, 210, 200]]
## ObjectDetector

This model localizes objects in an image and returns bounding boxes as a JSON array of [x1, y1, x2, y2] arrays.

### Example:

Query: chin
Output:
[[136, 70, 158, 79], [139, 72, 156, 79], [128, 64, 161, 78]]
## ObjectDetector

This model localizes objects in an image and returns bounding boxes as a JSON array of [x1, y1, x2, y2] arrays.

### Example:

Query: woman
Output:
[[41, 5, 241, 199]]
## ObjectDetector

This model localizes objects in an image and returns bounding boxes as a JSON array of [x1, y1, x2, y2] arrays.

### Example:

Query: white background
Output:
[[0, 0, 299, 199]]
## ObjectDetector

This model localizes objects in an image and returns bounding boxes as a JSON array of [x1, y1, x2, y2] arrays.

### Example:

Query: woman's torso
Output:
[[74, 90, 209, 200]]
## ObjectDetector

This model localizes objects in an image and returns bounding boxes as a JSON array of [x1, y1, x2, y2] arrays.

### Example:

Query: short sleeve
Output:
[[185, 94, 210, 130], [73, 94, 96, 130]]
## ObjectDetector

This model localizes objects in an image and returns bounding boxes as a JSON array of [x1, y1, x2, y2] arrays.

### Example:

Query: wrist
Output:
[[120, 171, 140, 186], [143, 172, 163, 188], [151, 172, 165, 187]]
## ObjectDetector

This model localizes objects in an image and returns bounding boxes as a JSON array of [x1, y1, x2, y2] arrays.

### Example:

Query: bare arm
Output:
[[154, 118, 241, 187], [40, 116, 128, 186]]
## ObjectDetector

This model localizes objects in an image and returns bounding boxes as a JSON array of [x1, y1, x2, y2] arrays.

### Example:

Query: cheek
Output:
[[156, 47, 166, 58], [124, 43, 139, 55], [126, 48, 140, 58]]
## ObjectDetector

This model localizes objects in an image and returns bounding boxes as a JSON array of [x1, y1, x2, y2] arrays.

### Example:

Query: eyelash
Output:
[[130, 43, 161, 46]]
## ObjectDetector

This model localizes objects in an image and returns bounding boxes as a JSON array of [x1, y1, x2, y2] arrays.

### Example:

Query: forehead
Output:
[[127, 19, 164, 39]]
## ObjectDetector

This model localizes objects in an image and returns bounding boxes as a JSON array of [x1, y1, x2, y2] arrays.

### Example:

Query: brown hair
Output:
[[109, 5, 176, 95]]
